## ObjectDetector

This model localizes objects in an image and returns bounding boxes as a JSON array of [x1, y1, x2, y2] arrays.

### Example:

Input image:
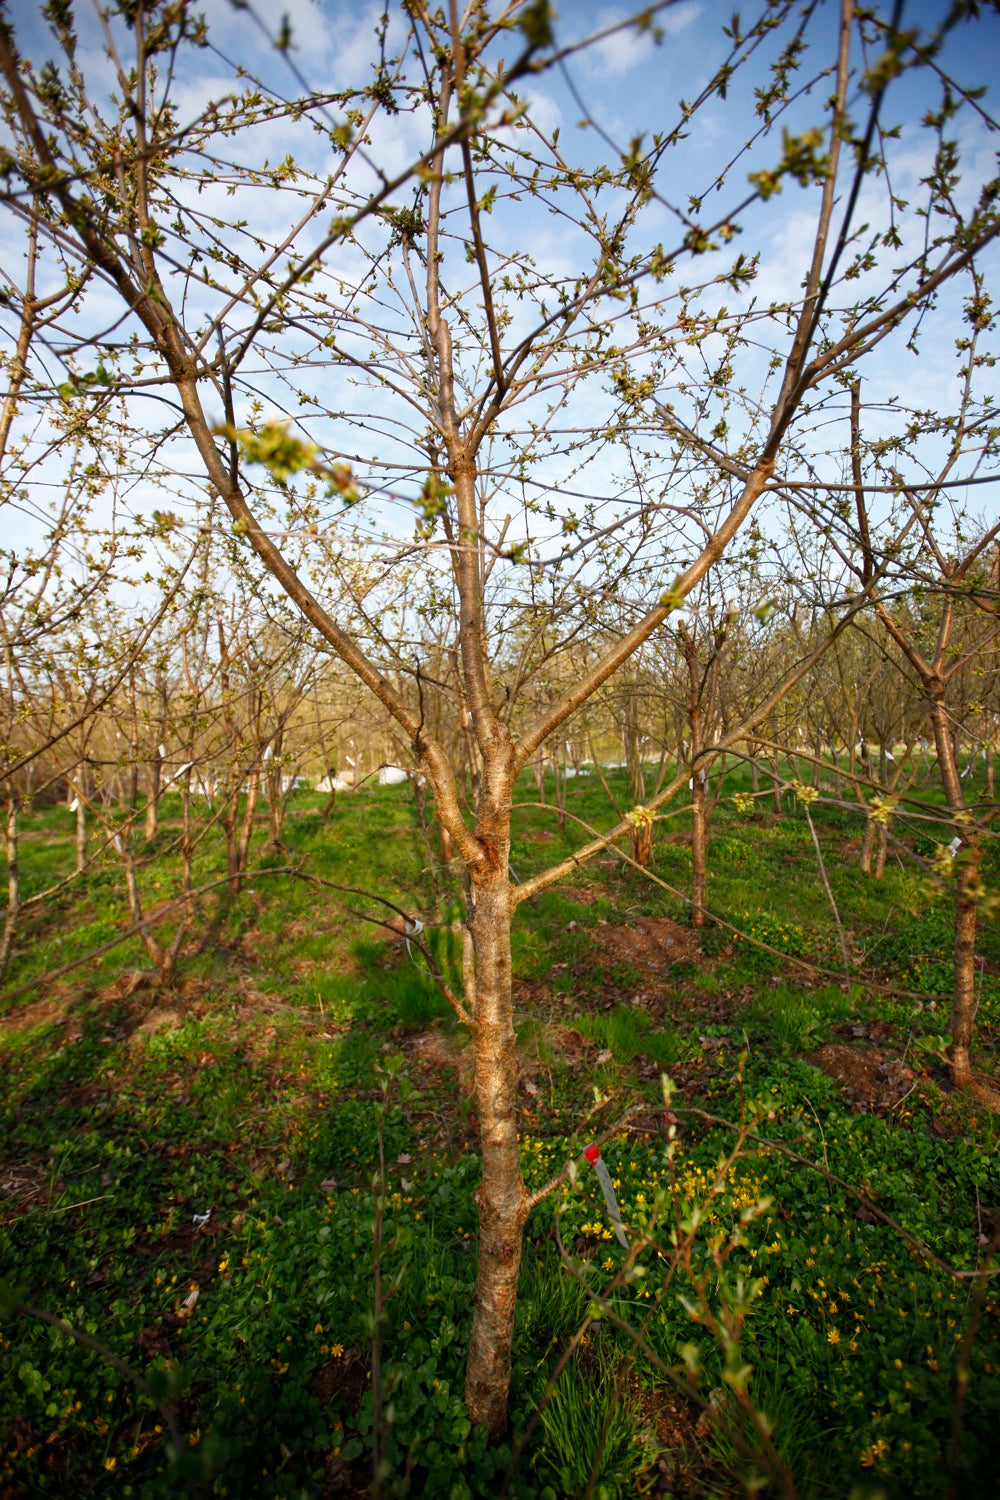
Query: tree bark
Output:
[[462, 760, 529, 1436], [691, 769, 707, 927], [145, 753, 162, 841], [71, 770, 88, 875], [0, 793, 20, 984], [929, 698, 981, 1091]]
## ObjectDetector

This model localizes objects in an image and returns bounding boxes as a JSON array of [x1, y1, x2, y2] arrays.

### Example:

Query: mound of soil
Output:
[[594, 916, 703, 974], [803, 1043, 914, 1112]]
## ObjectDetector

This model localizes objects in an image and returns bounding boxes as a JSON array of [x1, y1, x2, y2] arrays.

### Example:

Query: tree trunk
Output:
[[682, 639, 707, 924], [691, 769, 707, 927], [233, 769, 260, 892], [462, 774, 529, 1436], [145, 753, 161, 841], [0, 794, 20, 984], [829, 742, 842, 796], [948, 877, 980, 1089], [71, 772, 88, 874], [532, 752, 545, 804], [554, 757, 567, 833], [872, 821, 888, 880], [770, 750, 783, 812], [266, 771, 284, 850], [265, 726, 287, 852], [928, 698, 982, 1093], [122, 847, 167, 978]]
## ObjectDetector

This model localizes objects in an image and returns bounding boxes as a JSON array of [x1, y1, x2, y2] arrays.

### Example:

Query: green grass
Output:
[[574, 1004, 686, 1067]]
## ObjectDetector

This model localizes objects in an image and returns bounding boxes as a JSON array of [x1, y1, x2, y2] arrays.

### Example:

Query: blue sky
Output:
[[1, 1, 998, 632]]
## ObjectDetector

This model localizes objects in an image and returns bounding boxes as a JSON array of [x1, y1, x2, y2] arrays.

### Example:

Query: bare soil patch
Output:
[[407, 1028, 476, 1094], [803, 1043, 915, 1112], [594, 917, 703, 975], [561, 886, 600, 905], [130, 1006, 185, 1042], [0, 992, 76, 1035], [0, 1159, 53, 1222]]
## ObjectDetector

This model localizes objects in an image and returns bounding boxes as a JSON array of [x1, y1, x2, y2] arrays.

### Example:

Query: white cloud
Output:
[[573, 3, 701, 80]]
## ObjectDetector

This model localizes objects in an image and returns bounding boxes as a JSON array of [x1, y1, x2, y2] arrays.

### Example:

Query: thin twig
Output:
[[803, 802, 851, 975]]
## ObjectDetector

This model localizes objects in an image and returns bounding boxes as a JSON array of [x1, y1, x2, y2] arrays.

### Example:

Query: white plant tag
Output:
[[404, 916, 424, 962], [583, 1143, 628, 1246]]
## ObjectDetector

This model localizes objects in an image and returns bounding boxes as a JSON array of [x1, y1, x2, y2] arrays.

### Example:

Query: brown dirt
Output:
[[233, 987, 300, 1017], [513, 976, 553, 1007], [0, 1159, 53, 1222], [314, 1352, 371, 1497], [313, 1349, 368, 1411], [0, 992, 78, 1036], [129, 1006, 184, 1042], [101, 969, 156, 1003], [404, 1023, 585, 1104], [561, 886, 600, 905], [803, 1042, 915, 1112], [594, 917, 703, 974], [407, 1028, 476, 1093]]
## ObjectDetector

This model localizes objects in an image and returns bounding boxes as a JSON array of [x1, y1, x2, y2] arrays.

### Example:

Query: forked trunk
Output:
[[872, 821, 888, 880], [462, 796, 529, 1435]]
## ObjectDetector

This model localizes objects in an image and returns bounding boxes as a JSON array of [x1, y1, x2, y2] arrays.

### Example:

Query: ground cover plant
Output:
[[2, 767, 998, 1496]]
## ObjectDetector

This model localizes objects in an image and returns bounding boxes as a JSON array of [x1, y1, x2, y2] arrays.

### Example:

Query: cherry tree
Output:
[[2, 0, 999, 1432]]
